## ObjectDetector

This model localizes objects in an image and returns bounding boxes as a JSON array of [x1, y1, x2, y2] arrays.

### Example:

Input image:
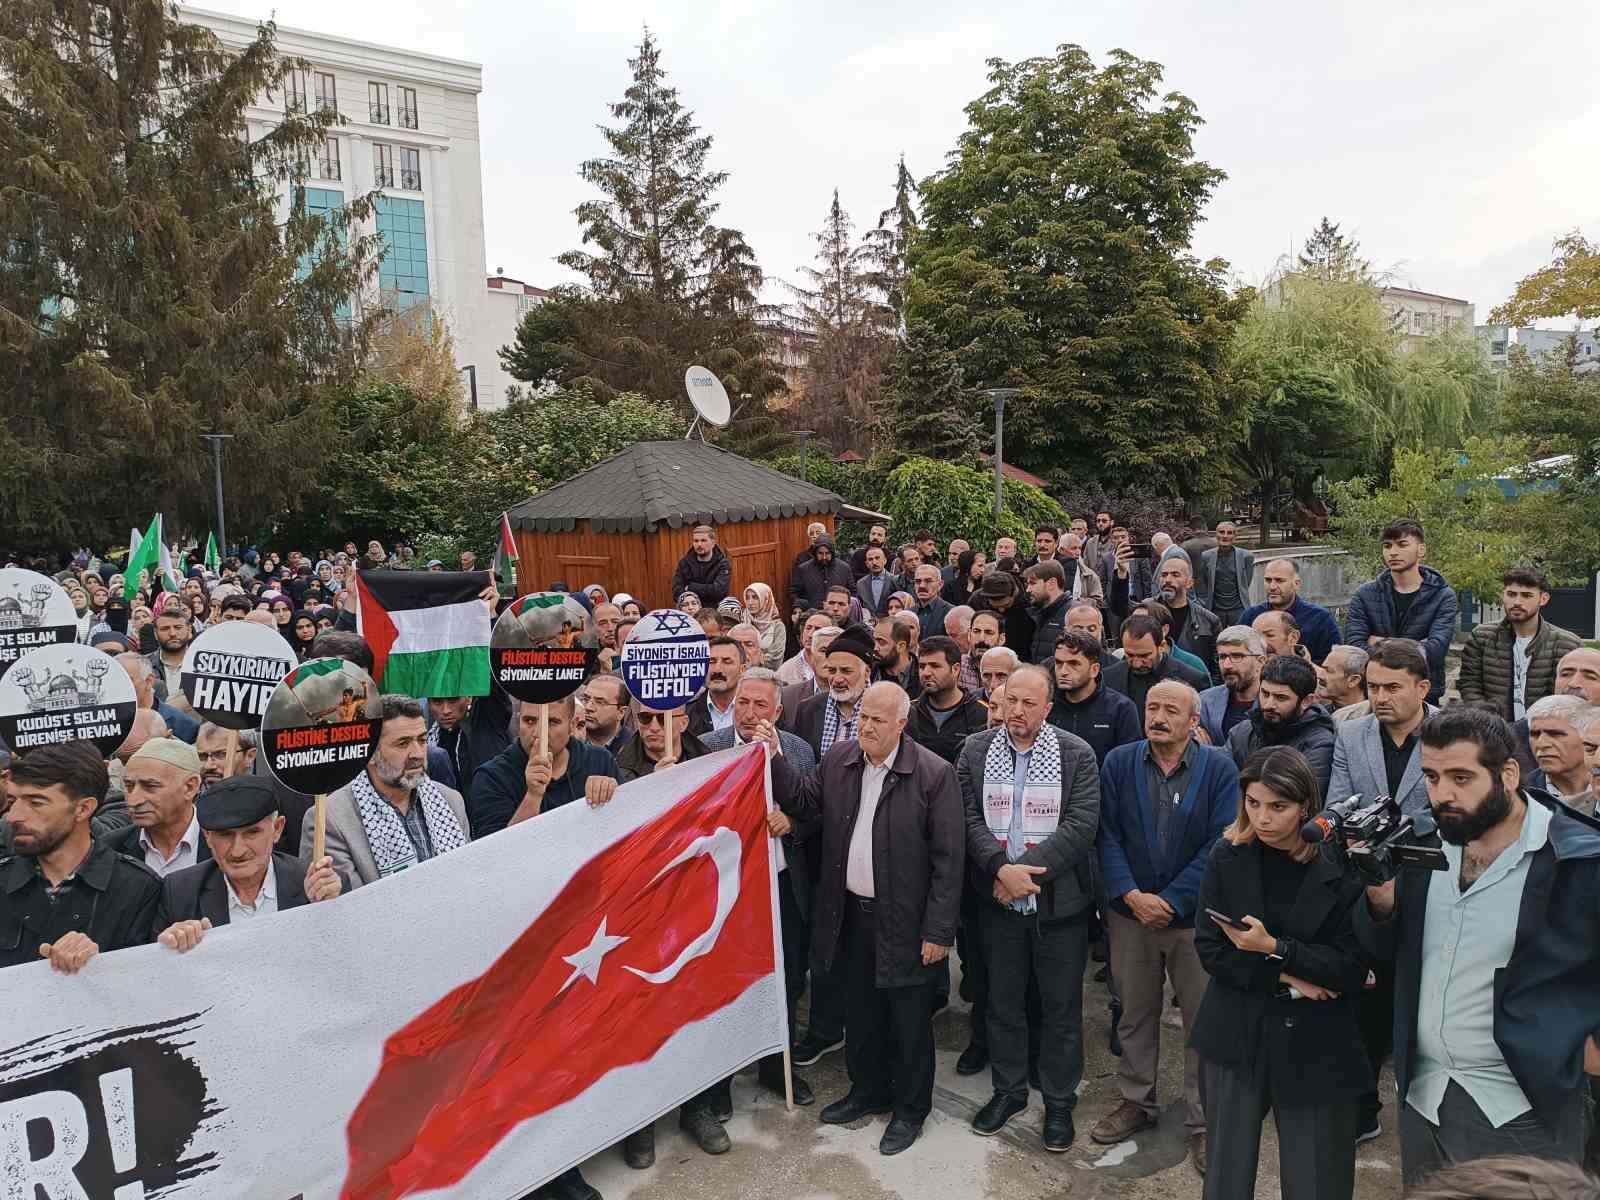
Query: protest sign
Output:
[[0, 643, 136, 755], [0, 745, 785, 1200], [489, 591, 597, 703], [0, 567, 79, 680], [620, 608, 710, 707], [179, 620, 295, 731], [259, 657, 380, 797]]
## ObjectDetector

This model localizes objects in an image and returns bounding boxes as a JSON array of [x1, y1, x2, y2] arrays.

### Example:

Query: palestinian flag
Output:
[[355, 570, 492, 699], [492, 512, 519, 590]]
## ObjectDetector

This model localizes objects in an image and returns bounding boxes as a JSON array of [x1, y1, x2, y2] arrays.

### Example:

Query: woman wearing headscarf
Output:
[[739, 583, 787, 670], [288, 609, 320, 660], [583, 583, 610, 607], [941, 548, 988, 604]]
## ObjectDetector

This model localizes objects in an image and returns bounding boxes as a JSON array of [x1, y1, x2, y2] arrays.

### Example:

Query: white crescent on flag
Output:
[[624, 826, 741, 985]]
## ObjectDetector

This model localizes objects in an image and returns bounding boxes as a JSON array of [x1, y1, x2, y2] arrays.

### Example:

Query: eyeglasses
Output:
[[635, 711, 676, 726]]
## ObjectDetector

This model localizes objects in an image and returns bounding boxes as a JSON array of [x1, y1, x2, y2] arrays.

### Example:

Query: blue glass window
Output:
[[375, 195, 429, 309]]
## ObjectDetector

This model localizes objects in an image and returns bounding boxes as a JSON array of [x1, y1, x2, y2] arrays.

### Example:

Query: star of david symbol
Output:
[[655, 611, 694, 636]]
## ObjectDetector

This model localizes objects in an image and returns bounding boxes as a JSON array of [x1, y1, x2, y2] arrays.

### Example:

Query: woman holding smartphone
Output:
[[1192, 747, 1368, 1200]]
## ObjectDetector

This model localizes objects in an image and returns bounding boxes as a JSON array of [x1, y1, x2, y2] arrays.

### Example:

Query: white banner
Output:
[[0, 745, 786, 1200]]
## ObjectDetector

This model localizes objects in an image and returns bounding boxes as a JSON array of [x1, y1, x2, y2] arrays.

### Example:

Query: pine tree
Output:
[[1297, 217, 1371, 282], [0, 0, 377, 544], [862, 155, 919, 326], [785, 191, 894, 453], [878, 323, 979, 460]]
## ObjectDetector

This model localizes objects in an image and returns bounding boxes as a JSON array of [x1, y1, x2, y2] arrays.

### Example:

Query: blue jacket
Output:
[[1239, 595, 1341, 664], [1097, 740, 1239, 927], [468, 738, 622, 839], [1343, 566, 1458, 701]]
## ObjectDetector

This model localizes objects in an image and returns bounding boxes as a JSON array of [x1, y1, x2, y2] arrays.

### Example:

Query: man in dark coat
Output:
[[669, 524, 734, 608], [905, 636, 986, 764], [973, 571, 1036, 659], [1457, 565, 1582, 721], [425, 685, 513, 805], [771, 681, 964, 1158], [1342, 519, 1458, 702], [790, 536, 854, 611], [1224, 654, 1337, 794]]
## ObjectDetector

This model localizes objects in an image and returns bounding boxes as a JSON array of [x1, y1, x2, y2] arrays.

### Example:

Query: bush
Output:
[[879, 458, 1068, 550]]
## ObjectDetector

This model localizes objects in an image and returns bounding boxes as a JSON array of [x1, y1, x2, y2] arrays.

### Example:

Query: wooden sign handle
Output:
[[222, 727, 238, 778], [313, 794, 327, 862], [539, 704, 550, 759], [665, 712, 676, 763]]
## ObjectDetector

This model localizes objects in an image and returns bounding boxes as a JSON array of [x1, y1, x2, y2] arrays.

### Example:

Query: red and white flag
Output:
[[0, 745, 786, 1200]]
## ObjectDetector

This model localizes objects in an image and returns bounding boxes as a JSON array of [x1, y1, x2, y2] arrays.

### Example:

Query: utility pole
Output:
[[978, 389, 1023, 529], [795, 430, 815, 483], [200, 433, 233, 554]]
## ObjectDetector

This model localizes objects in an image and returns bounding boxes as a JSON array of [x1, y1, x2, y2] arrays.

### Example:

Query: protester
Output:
[[972, 570, 1035, 659], [1224, 655, 1336, 793], [1526, 695, 1597, 814], [149, 600, 196, 703], [1094, 680, 1240, 1171], [1251, 608, 1303, 661], [1457, 566, 1582, 722], [1082, 511, 1116, 582], [1103, 614, 1208, 713], [1319, 644, 1371, 720], [1131, 599, 1212, 684], [1193, 747, 1367, 1200], [771, 681, 964, 1157], [1343, 520, 1458, 702], [855, 544, 896, 617], [101, 737, 207, 877], [309, 695, 471, 889], [576, 672, 632, 757], [470, 697, 620, 838], [849, 524, 891, 578], [821, 583, 853, 625], [940, 549, 987, 606], [1239, 558, 1339, 664], [790, 535, 853, 610], [979, 646, 1018, 708], [1057, 535, 1105, 608], [1047, 632, 1140, 765], [1, 742, 162, 972], [669, 524, 733, 608], [905, 636, 986, 763], [1141, 550, 1220, 679], [116, 649, 199, 743], [959, 664, 1101, 1150], [741, 582, 787, 668], [1025, 526, 1061, 569], [1023, 560, 1073, 665], [793, 521, 829, 570], [910, 564, 952, 642], [426, 687, 513, 805], [1194, 522, 1255, 629], [728, 621, 764, 671], [871, 614, 919, 698], [687, 636, 743, 736], [1355, 707, 1600, 1184], [1199, 626, 1264, 746]]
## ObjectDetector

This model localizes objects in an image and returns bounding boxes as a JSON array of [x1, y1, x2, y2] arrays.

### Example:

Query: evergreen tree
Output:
[[785, 191, 894, 453], [877, 323, 979, 461], [0, 0, 377, 544], [862, 156, 919, 326], [1297, 217, 1371, 282]]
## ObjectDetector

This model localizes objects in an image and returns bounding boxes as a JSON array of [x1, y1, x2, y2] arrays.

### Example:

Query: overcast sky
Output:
[[198, 0, 1600, 325]]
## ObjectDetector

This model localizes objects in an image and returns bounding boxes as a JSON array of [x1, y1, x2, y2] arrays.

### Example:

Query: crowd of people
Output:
[[4, 510, 1600, 1200]]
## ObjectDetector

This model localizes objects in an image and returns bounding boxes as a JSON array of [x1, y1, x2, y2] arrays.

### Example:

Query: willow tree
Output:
[[0, 0, 377, 544]]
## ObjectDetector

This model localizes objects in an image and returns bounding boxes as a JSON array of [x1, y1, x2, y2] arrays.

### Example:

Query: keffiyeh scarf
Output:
[[351, 769, 468, 878]]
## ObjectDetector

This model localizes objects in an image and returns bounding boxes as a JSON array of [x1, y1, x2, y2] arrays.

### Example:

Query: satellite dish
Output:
[[684, 366, 731, 428]]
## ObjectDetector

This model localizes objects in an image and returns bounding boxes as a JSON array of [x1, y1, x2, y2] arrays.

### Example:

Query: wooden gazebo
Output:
[[504, 440, 883, 610]]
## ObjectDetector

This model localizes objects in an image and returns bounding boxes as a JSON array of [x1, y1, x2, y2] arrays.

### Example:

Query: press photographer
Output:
[[1354, 706, 1600, 1184]]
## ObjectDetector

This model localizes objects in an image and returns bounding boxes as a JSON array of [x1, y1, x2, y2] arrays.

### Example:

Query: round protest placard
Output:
[[179, 621, 297, 731], [620, 608, 710, 709], [0, 568, 80, 681], [0, 643, 137, 756], [260, 657, 381, 796], [490, 592, 597, 703]]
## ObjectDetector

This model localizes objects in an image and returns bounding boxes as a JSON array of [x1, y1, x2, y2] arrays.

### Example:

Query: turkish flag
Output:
[[339, 746, 776, 1200]]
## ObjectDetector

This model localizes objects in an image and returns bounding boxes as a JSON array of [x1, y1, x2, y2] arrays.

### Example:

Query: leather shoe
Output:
[[955, 1041, 989, 1075], [1042, 1106, 1075, 1152], [622, 1123, 654, 1168], [1188, 1131, 1207, 1175], [757, 1062, 815, 1106], [680, 1105, 731, 1155], [533, 1167, 599, 1200], [879, 1116, 922, 1155], [1090, 1100, 1156, 1144], [820, 1092, 893, 1125], [971, 1093, 1026, 1136]]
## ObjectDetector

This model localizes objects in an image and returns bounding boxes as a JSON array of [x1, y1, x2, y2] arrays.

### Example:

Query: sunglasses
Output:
[[635, 711, 677, 726]]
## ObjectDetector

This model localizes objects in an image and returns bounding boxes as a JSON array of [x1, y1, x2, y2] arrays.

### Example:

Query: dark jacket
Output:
[[669, 546, 733, 607], [1048, 683, 1142, 765], [1225, 703, 1337, 793], [1240, 596, 1341, 665], [0, 842, 162, 968], [789, 538, 855, 610], [153, 851, 309, 932], [428, 685, 513, 804], [1354, 790, 1600, 1138], [1097, 740, 1240, 927], [616, 727, 710, 779], [913, 595, 953, 641], [468, 738, 622, 837], [1457, 616, 1583, 721], [102, 821, 214, 867], [1102, 653, 1210, 716], [972, 596, 1036, 661], [1027, 593, 1072, 665], [905, 691, 987, 765], [855, 571, 895, 618], [685, 691, 735, 739], [1343, 567, 1459, 701], [1169, 599, 1221, 679], [1191, 839, 1370, 1103], [958, 726, 1102, 922], [772, 734, 964, 987]]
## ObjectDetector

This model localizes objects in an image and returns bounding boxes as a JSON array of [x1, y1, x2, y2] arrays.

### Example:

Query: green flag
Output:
[[205, 532, 221, 573], [124, 514, 162, 601]]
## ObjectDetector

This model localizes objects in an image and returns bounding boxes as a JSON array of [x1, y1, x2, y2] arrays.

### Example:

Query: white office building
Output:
[[180, 8, 513, 406]]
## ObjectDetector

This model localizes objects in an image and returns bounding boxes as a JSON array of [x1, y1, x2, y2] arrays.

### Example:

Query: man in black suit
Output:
[[153, 777, 341, 950]]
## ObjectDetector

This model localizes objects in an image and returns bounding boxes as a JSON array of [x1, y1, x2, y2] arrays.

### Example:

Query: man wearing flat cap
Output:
[[154, 777, 341, 951], [973, 571, 1037, 662], [101, 737, 210, 877]]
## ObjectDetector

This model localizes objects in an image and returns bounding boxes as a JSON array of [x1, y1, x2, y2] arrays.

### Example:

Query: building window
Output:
[[1412, 312, 1424, 333], [373, 143, 394, 187], [368, 81, 390, 125], [285, 69, 309, 113], [398, 86, 418, 129], [318, 136, 340, 181], [376, 195, 429, 310], [294, 187, 352, 324], [399, 146, 422, 191], [314, 72, 337, 113]]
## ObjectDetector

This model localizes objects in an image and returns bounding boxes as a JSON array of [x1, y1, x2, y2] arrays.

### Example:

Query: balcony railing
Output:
[[400, 168, 422, 190], [398, 105, 418, 129], [319, 157, 341, 181], [374, 167, 395, 187], [370, 103, 390, 125]]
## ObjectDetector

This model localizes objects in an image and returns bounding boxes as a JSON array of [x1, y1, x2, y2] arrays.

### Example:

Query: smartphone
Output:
[[1205, 907, 1249, 931]]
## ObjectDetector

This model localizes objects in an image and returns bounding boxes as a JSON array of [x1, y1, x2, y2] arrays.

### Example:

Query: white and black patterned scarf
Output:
[[351, 769, 468, 878], [981, 726, 1063, 850]]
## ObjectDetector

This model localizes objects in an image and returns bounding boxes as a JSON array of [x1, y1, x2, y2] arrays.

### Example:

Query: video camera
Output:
[[1300, 793, 1448, 885]]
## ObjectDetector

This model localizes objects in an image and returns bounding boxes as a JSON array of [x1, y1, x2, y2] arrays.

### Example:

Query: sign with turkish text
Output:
[[179, 620, 296, 731], [260, 657, 380, 795], [0, 745, 784, 1200], [0, 642, 137, 755], [0, 568, 79, 679], [620, 608, 710, 709], [490, 592, 597, 703]]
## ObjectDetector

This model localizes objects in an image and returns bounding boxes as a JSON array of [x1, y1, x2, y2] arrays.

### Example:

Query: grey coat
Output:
[[300, 781, 470, 890], [1195, 546, 1256, 612], [700, 728, 818, 912], [958, 726, 1101, 922], [1326, 710, 1436, 834]]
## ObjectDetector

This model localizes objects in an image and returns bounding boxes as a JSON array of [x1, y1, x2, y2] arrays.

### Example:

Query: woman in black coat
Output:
[[1192, 747, 1368, 1200]]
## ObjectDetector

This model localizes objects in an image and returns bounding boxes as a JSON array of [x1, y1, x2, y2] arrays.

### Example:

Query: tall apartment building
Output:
[[180, 8, 513, 406]]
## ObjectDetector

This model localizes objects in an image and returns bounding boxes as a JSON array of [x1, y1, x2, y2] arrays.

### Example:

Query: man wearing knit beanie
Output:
[[102, 737, 209, 877]]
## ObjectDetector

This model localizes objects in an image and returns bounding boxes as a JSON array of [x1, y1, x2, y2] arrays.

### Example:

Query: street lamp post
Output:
[[795, 430, 815, 483], [978, 389, 1023, 530], [200, 433, 233, 554]]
